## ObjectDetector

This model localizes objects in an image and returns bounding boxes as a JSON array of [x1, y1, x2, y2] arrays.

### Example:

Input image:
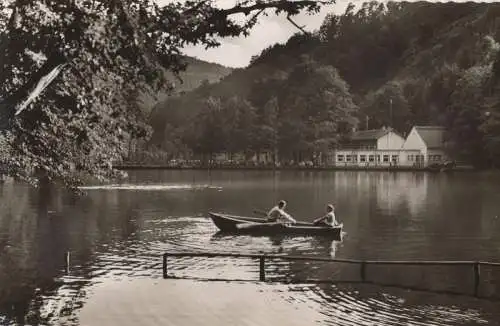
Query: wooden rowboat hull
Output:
[[208, 212, 342, 238]]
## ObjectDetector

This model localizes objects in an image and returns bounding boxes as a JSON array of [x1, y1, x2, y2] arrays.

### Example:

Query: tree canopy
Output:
[[151, 56, 358, 164], [0, 0, 333, 188]]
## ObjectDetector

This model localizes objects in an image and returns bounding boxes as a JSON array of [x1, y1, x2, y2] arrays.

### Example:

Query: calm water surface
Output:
[[1, 170, 500, 325]]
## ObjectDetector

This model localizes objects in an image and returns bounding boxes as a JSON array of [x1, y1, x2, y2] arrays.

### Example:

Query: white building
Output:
[[333, 128, 406, 167], [400, 126, 448, 167], [331, 126, 449, 168]]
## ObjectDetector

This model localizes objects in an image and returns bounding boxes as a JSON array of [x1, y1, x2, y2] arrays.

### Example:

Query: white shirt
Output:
[[267, 206, 283, 220], [267, 206, 296, 223], [324, 211, 337, 226]]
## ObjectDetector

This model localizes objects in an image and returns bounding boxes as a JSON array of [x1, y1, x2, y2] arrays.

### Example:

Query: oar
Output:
[[254, 208, 310, 226]]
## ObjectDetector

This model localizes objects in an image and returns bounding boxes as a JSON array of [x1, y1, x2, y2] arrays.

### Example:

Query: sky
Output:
[[159, 0, 492, 68]]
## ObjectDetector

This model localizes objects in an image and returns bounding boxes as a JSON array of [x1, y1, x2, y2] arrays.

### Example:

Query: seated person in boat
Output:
[[313, 204, 338, 227], [267, 200, 296, 224]]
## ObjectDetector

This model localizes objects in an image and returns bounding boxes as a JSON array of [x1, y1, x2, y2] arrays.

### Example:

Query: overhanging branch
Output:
[[221, 0, 333, 16], [287, 14, 309, 34]]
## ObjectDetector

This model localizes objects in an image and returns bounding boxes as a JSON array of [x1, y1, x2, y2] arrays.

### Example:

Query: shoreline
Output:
[[112, 164, 475, 172]]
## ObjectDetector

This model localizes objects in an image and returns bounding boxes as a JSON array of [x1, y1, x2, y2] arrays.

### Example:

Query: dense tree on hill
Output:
[[249, 32, 320, 68], [164, 56, 358, 164], [254, 96, 279, 158], [149, 1, 500, 169], [0, 0, 334, 188], [444, 35, 500, 167], [183, 97, 227, 159], [149, 31, 320, 138], [227, 97, 260, 158], [248, 72, 287, 109], [361, 80, 412, 132], [275, 56, 358, 160], [316, 2, 407, 91], [181, 95, 260, 162]]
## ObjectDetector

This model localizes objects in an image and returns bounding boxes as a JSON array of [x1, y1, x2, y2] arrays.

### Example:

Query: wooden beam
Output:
[[163, 251, 492, 266]]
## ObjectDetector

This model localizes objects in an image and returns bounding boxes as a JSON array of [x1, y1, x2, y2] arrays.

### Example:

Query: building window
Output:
[[368, 155, 375, 162], [428, 155, 443, 161], [352, 155, 358, 162], [408, 155, 414, 161], [346, 155, 352, 162], [391, 155, 399, 163], [383, 155, 389, 162], [337, 155, 344, 162], [360, 155, 366, 162], [377, 155, 381, 162]]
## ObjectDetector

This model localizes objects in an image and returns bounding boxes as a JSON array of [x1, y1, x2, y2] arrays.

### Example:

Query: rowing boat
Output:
[[208, 212, 342, 237]]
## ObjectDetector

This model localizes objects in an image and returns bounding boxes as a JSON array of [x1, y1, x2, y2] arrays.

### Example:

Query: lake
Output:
[[1, 170, 500, 325]]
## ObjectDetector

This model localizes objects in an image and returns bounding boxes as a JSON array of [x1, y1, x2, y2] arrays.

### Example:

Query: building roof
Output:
[[350, 129, 390, 141], [414, 126, 445, 149], [349, 127, 404, 141]]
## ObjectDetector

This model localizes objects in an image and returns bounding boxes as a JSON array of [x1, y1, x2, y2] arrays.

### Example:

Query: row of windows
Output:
[[338, 154, 443, 162], [428, 155, 443, 161], [407, 155, 442, 161], [337, 155, 399, 163]]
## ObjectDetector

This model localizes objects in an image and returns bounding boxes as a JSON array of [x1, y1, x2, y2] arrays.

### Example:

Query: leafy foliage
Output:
[[274, 56, 358, 159], [361, 80, 412, 131], [153, 56, 359, 163], [0, 0, 333, 188]]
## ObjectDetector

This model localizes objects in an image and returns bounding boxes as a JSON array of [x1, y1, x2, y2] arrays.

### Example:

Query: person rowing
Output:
[[313, 204, 339, 227], [266, 200, 297, 224]]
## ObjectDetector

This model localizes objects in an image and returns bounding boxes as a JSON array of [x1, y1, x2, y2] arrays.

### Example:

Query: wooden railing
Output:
[[163, 252, 500, 298]]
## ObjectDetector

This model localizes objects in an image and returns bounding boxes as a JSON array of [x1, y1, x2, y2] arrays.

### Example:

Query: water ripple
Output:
[[78, 184, 222, 191], [51, 213, 495, 326], [2, 211, 499, 326], [290, 284, 491, 326]]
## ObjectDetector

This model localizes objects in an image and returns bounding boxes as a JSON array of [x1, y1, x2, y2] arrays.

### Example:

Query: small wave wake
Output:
[[79, 184, 222, 191]]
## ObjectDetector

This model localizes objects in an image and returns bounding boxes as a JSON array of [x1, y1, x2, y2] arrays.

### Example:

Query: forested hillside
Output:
[[174, 57, 233, 93], [149, 1, 500, 168], [138, 56, 233, 110]]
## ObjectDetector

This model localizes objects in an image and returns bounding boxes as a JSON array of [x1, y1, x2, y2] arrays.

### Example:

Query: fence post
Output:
[[163, 253, 168, 279], [473, 262, 480, 297], [259, 256, 266, 281], [360, 261, 366, 282]]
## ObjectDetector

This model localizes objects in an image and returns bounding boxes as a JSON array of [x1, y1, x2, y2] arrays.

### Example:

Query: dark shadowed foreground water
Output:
[[1, 170, 500, 325]]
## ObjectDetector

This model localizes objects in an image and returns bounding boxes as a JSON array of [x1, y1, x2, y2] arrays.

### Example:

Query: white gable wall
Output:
[[402, 127, 427, 151], [400, 127, 427, 166], [376, 131, 405, 150]]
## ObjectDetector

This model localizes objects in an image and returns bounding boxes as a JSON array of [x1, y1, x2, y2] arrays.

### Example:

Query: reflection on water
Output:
[[79, 183, 223, 191], [0, 171, 500, 325], [334, 172, 438, 218]]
